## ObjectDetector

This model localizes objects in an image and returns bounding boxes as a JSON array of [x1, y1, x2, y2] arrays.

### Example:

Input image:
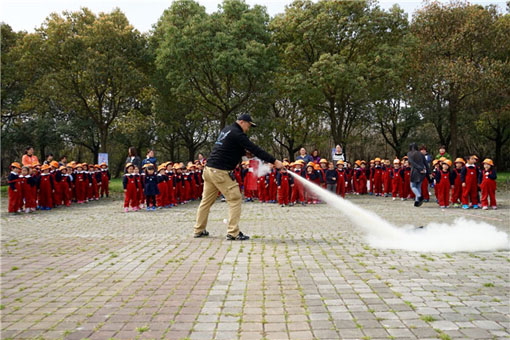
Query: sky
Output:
[[1, 0, 506, 33]]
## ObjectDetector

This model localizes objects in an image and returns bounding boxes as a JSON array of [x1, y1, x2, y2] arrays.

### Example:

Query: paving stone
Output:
[[1, 195, 508, 340]]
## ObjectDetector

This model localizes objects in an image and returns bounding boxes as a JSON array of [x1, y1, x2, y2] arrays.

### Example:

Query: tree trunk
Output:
[[100, 129, 108, 153], [188, 145, 196, 163], [495, 135, 502, 170], [448, 95, 458, 159]]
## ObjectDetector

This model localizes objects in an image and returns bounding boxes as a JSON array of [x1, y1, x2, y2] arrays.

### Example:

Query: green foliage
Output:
[[2, 1, 510, 175]]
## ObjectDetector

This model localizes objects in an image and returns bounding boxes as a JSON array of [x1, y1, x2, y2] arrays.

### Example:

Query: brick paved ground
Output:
[[1, 193, 509, 340]]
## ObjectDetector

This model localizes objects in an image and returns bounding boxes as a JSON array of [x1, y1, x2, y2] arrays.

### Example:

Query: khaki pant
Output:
[[194, 166, 242, 237]]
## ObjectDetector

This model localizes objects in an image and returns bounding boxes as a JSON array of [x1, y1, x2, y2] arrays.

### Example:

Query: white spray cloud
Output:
[[256, 159, 271, 178], [289, 172, 509, 253]]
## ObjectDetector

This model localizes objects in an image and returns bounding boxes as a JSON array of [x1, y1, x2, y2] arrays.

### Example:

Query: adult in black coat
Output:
[[125, 147, 142, 170], [407, 143, 430, 207]]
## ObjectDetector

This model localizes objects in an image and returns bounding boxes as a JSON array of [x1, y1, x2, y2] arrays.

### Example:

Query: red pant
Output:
[[75, 180, 87, 202], [383, 172, 392, 194], [53, 181, 62, 206], [461, 180, 479, 206], [61, 181, 71, 206], [278, 184, 290, 205], [391, 177, 402, 198], [38, 187, 53, 209], [291, 180, 305, 202], [167, 180, 176, 205], [373, 171, 382, 194], [157, 182, 168, 207], [8, 187, 21, 212], [257, 180, 267, 202], [421, 177, 430, 200], [336, 179, 346, 198], [436, 179, 450, 207], [22, 182, 36, 209], [124, 184, 138, 208], [100, 176, 109, 196], [480, 179, 496, 208], [356, 177, 367, 194]]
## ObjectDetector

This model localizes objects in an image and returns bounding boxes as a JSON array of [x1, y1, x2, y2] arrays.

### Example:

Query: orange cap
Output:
[[319, 158, 328, 164], [374, 158, 381, 162], [454, 158, 465, 164], [10, 162, 21, 169], [336, 160, 344, 165], [442, 159, 452, 167], [41, 164, 50, 171], [50, 161, 59, 168], [483, 158, 494, 166]]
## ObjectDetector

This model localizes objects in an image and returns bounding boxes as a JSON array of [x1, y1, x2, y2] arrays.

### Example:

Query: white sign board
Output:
[[98, 153, 108, 165]]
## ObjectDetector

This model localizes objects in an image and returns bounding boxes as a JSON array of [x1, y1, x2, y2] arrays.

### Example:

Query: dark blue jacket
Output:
[[325, 169, 337, 184], [144, 173, 160, 196]]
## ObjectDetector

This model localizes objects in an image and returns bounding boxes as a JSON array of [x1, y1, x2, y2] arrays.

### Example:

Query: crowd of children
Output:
[[234, 155, 498, 211], [7, 161, 110, 213], [7, 152, 499, 214], [122, 161, 204, 212]]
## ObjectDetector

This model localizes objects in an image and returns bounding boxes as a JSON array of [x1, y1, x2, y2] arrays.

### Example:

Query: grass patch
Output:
[[136, 325, 149, 333], [420, 315, 436, 322], [483, 282, 495, 287]]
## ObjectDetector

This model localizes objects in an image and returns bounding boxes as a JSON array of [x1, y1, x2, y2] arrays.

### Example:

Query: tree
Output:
[[270, 0, 409, 152], [18, 8, 150, 159], [410, 2, 503, 158], [372, 33, 421, 156], [153, 0, 277, 129]]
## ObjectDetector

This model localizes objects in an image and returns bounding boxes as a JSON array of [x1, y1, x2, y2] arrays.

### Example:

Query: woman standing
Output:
[[296, 148, 313, 164], [125, 147, 142, 170], [407, 143, 430, 207], [310, 149, 321, 163], [141, 149, 157, 167], [332, 145, 346, 163], [22, 147, 39, 167]]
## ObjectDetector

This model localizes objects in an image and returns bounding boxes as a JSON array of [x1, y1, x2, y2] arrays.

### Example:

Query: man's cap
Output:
[[237, 114, 257, 127]]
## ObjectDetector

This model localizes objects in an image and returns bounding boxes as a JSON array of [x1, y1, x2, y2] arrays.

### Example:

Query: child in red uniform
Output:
[[290, 160, 305, 205], [66, 163, 75, 202], [355, 161, 368, 195], [373, 158, 383, 196], [435, 159, 455, 209], [461, 155, 480, 209], [390, 159, 402, 200], [401, 159, 412, 200], [266, 163, 278, 203], [318, 159, 328, 190], [166, 163, 176, 206], [8, 162, 22, 213], [335, 160, 347, 198], [100, 162, 110, 198], [91, 165, 101, 201], [182, 167, 192, 203], [60, 166, 72, 207], [277, 164, 294, 206], [135, 166, 145, 208], [305, 162, 320, 204], [368, 160, 375, 195], [123, 163, 139, 212], [74, 164, 87, 204], [257, 172, 267, 203], [156, 165, 169, 208], [480, 159, 497, 210], [450, 158, 464, 207], [174, 164, 183, 204], [38, 164, 54, 210], [21, 166, 37, 213], [383, 159, 392, 197], [243, 160, 257, 202]]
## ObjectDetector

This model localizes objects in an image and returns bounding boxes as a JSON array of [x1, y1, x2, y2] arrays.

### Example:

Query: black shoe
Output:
[[226, 231, 250, 241], [414, 196, 424, 207], [194, 230, 209, 238]]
